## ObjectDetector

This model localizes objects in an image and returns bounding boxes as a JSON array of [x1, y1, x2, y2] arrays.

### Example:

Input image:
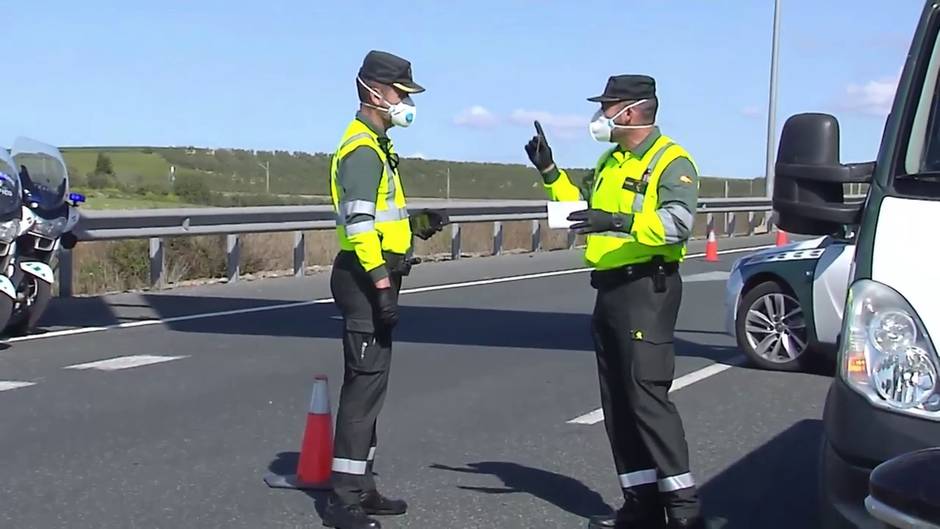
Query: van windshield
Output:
[[902, 20, 940, 184]]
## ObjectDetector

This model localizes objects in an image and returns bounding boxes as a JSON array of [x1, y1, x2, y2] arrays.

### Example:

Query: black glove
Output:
[[411, 209, 449, 240], [567, 209, 628, 234], [375, 287, 399, 328], [524, 120, 555, 174]]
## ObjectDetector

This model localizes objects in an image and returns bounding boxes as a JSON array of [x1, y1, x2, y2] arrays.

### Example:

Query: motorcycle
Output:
[[0, 147, 32, 332], [8, 137, 83, 335]]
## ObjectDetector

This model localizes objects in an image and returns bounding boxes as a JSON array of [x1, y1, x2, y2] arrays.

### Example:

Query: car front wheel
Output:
[[736, 280, 811, 372]]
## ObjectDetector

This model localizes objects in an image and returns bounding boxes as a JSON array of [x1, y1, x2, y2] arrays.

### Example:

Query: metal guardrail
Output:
[[56, 196, 846, 297]]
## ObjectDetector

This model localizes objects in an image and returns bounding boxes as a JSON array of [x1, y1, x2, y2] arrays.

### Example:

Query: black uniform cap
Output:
[[587, 74, 656, 103], [358, 50, 425, 94]]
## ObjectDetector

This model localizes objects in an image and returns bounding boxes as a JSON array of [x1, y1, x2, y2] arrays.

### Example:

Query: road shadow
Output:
[[699, 419, 824, 529], [430, 461, 610, 519], [32, 294, 740, 364], [266, 452, 331, 518]]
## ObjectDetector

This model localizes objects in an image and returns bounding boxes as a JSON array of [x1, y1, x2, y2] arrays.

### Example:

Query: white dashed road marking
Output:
[[683, 270, 731, 283], [0, 381, 36, 392], [64, 355, 188, 371], [567, 355, 747, 425]]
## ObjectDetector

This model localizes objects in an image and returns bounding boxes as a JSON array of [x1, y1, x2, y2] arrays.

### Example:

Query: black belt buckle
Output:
[[651, 256, 667, 293]]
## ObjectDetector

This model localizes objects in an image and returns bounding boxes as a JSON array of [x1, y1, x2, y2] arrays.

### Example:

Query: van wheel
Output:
[[736, 280, 811, 372]]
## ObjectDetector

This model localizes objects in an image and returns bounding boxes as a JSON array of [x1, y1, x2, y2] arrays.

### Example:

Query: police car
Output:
[[725, 234, 855, 372]]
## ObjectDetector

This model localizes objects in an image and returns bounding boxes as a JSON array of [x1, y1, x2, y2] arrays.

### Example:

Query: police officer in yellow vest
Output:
[[525, 75, 715, 529], [324, 50, 444, 529]]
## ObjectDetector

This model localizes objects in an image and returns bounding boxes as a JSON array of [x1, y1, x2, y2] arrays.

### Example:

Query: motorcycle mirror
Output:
[[61, 232, 78, 250]]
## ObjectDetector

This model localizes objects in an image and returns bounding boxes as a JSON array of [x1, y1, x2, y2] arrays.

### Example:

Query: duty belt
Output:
[[590, 256, 678, 292]]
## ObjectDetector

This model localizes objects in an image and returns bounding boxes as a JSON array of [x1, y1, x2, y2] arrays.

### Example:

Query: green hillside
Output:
[[60, 146, 765, 209]]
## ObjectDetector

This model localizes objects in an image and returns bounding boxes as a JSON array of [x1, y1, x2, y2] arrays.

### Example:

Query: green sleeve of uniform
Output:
[[337, 146, 388, 282], [631, 157, 699, 246]]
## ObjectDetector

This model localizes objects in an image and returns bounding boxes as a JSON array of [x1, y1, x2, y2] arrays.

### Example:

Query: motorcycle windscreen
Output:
[[11, 137, 68, 213], [0, 149, 23, 220]]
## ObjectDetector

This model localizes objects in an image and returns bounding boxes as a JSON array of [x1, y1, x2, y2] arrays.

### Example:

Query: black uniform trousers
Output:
[[590, 261, 700, 520], [329, 250, 402, 505]]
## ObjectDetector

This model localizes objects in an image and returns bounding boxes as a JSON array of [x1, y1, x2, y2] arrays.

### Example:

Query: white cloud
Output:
[[508, 109, 585, 139], [453, 105, 499, 128], [740, 105, 763, 119], [406, 152, 427, 159], [840, 75, 899, 117]]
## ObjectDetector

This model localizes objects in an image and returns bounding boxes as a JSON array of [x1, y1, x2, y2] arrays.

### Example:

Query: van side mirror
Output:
[[772, 113, 873, 236]]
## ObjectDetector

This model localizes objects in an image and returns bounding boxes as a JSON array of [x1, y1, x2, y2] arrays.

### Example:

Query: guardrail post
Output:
[[706, 213, 714, 239], [57, 248, 73, 298], [149, 237, 165, 289], [293, 231, 306, 278], [531, 219, 541, 252], [450, 223, 461, 260], [727, 212, 736, 238], [492, 221, 503, 256], [567, 230, 577, 249], [746, 211, 756, 236], [227, 234, 240, 283]]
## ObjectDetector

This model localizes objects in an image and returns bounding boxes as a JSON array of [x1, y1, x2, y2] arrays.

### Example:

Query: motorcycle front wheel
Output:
[[8, 277, 52, 336]]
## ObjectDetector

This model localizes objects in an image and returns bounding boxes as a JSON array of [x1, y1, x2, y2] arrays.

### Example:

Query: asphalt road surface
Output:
[[0, 234, 832, 529]]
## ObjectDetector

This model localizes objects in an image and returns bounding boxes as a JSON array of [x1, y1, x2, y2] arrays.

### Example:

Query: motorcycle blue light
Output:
[[69, 192, 86, 203]]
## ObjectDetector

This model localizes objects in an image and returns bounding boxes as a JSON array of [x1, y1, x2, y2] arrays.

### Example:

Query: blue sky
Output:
[[3, 0, 923, 178]]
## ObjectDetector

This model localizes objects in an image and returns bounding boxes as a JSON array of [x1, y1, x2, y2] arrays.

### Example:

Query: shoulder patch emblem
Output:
[[679, 175, 693, 184]]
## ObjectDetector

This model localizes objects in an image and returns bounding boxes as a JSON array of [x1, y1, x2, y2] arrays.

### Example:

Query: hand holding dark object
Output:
[[374, 286, 399, 328], [567, 208, 626, 234], [411, 209, 449, 240], [524, 120, 555, 174]]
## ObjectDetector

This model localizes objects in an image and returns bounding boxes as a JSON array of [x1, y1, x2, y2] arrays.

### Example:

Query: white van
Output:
[[772, 2, 940, 527]]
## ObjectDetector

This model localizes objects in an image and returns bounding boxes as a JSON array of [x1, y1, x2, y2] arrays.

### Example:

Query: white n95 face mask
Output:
[[358, 76, 417, 128], [387, 97, 416, 128], [588, 99, 651, 143]]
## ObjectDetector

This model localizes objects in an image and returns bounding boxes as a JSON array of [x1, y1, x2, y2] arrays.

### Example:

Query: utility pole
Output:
[[765, 0, 782, 200], [258, 161, 270, 194]]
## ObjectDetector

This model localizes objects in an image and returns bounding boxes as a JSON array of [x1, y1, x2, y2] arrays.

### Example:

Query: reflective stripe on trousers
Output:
[[619, 469, 696, 492]]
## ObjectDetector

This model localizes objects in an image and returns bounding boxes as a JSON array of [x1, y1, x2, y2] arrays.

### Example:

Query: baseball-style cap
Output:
[[358, 50, 425, 94], [587, 74, 656, 103]]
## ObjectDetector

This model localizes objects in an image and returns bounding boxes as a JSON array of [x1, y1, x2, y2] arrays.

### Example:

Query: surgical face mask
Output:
[[358, 76, 416, 128], [588, 99, 652, 143]]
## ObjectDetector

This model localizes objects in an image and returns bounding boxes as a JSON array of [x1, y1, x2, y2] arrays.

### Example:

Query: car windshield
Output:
[[11, 137, 68, 212]]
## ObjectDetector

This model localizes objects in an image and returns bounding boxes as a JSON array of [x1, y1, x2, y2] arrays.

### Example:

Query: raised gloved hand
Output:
[[411, 209, 449, 240], [374, 286, 399, 329], [524, 121, 556, 175], [567, 209, 629, 234]]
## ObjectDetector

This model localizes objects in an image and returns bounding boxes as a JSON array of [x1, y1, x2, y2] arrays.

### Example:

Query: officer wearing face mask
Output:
[[324, 49, 444, 529], [525, 75, 719, 529]]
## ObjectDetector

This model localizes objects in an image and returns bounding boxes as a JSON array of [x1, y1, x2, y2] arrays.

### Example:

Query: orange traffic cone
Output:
[[705, 224, 719, 262], [264, 375, 333, 491], [775, 228, 789, 246]]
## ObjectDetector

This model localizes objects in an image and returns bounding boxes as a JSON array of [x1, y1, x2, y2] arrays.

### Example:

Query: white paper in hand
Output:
[[547, 200, 588, 229]]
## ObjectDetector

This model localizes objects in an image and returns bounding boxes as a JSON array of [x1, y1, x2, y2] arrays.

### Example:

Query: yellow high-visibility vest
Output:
[[330, 119, 411, 272], [545, 134, 697, 270]]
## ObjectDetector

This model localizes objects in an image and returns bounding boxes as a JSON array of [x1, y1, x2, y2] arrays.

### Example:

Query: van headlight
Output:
[[0, 218, 20, 242], [841, 280, 940, 417]]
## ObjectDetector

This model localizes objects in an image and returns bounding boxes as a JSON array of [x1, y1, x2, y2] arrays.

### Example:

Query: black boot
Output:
[[359, 490, 407, 516], [588, 506, 665, 529], [322, 497, 381, 529]]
